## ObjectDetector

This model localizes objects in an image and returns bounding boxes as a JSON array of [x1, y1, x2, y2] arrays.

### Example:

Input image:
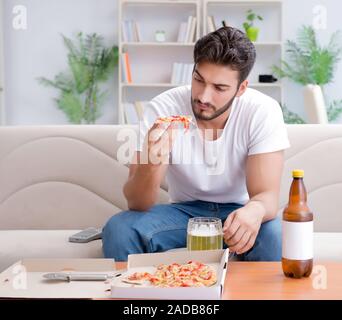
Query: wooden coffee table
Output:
[[1, 259, 340, 299], [115, 261, 342, 300]]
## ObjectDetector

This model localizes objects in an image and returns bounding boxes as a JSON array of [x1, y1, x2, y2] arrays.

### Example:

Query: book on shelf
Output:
[[134, 21, 141, 42], [122, 20, 141, 42], [207, 16, 217, 33], [121, 52, 132, 84], [171, 62, 194, 85], [124, 101, 154, 125], [188, 17, 197, 42], [177, 22, 188, 42], [177, 16, 196, 43], [184, 16, 192, 43]]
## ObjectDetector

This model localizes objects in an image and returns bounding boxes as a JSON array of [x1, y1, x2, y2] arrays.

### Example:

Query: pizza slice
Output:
[[121, 271, 153, 285], [155, 115, 194, 131]]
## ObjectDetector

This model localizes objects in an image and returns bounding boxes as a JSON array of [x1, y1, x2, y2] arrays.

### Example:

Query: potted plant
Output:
[[272, 25, 342, 123], [38, 32, 118, 124], [243, 9, 263, 42]]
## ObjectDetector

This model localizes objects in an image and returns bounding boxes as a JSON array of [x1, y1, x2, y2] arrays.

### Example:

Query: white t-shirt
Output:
[[136, 85, 290, 205]]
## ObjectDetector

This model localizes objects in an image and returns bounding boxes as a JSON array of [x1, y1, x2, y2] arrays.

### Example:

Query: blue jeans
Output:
[[102, 200, 281, 261]]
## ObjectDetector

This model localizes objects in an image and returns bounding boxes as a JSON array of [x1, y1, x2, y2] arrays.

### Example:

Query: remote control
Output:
[[69, 227, 102, 243]]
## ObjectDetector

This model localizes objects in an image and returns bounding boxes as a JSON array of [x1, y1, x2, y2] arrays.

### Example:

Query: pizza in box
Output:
[[121, 260, 217, 288]]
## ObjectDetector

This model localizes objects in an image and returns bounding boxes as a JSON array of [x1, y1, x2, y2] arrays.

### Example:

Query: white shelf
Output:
[[122, 83, 178, 88], [122, 41, 280, 47], [249, 83, 282, 88], [123, 0, 199, 5], [122, 82, 282, 88], [205, 0, 282, 4], [122, 42, 196, 47], [252, 42, 282, 46]]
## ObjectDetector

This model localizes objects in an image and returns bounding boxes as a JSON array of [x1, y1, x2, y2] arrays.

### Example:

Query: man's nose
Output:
[[198, 86, 213, 104]]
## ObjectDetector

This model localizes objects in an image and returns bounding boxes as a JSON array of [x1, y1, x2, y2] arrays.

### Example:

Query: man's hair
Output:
[[193, 26, 256, 83]]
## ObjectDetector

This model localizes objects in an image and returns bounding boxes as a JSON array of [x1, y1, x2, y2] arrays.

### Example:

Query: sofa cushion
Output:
[[313, 233, 342, 261], [223, 233, 342, 262], [0, 230, 104, 272], [0, 125, 169, 230]]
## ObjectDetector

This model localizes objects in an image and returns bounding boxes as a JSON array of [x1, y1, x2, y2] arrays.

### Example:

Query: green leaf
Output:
[[69, 55, 92, 93], [281, 104, 306, 124], [62, 34, 80, 60], [37, 73, 74, 92], [243, 22, 251, 31], [95, 46, 118, 81], [247, 13, 255, 21], [297, 25, 317, 53], [271, 25, 342, 86], [38, 32, 118, 124], [56, 91, 84, 124], [327, 99, 342, 122]]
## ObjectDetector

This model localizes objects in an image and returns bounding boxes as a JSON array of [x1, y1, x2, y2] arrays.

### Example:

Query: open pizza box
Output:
[[0, 259, 117, 299], [111, 249, 229, 300]]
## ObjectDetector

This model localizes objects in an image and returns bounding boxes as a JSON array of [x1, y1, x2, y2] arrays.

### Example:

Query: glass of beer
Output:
[[187, 217, 223, 251]]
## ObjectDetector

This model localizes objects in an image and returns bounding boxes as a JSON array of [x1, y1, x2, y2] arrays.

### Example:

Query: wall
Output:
[[3, 0, 119, 125], [2, 0, 342, 125], [282, 0, 342, 122]]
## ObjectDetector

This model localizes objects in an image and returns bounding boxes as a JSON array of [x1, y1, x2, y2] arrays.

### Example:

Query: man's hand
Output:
[[223, 202, 265, 255], [141, 121, 178, 166]]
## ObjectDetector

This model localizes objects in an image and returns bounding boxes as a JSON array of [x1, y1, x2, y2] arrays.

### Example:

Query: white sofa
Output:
[[0, 124, 341, 272]]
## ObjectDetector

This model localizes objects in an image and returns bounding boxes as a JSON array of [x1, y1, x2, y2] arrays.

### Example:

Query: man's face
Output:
[[191, 62, 247, 121]]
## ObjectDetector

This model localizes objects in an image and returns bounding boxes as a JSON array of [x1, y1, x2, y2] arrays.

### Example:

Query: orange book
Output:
[[124, 52, 132, 83]]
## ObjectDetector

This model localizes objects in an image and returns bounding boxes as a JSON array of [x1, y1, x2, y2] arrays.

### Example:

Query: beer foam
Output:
[[189, 224, 221, 236]]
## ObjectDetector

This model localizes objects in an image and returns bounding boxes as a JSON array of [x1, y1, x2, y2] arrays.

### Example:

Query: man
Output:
[[102, 26, 290, 261]]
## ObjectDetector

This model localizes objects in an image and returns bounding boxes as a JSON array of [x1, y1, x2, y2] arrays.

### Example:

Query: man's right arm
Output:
[[123, 121, 177, 211], [123, 151, 167, 212]]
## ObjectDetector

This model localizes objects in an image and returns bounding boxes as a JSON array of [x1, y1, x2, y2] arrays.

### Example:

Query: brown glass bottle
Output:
[[282, 170, 313, 279]]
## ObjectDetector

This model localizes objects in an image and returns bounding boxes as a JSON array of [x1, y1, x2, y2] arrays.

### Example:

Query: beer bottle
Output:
[[282, 169, 313, 278]]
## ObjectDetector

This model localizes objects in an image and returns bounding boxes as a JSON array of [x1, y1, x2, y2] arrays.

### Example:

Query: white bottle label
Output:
[[282, 220, 313, 260]]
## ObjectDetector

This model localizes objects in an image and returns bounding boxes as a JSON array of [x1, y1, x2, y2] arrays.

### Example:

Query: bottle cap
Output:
[[292, 169, 304, 178]]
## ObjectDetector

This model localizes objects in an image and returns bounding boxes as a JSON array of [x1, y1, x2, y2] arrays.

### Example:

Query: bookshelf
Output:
[[118, 0, 283, 124], [204, 0, 283, 104], [119, 0, 200, 124]]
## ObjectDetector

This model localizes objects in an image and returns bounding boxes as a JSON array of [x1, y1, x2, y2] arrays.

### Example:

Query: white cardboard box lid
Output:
[[111, 249, 229, 300], [0, 258, 117, 299]]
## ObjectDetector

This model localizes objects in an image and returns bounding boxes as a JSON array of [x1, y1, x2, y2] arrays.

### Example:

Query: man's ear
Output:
[[236, 80, 248, 97]]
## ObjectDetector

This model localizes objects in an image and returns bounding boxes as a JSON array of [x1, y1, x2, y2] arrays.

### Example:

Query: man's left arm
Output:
[[223, 150, 284, 254]]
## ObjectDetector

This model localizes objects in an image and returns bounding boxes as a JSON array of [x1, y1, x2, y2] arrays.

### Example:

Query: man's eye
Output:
[[215, 86, 225, 92], [194, 77, 203, 83]]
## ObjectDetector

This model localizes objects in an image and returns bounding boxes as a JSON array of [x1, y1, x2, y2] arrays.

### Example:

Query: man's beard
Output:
[[191, 90, 239, 121]]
